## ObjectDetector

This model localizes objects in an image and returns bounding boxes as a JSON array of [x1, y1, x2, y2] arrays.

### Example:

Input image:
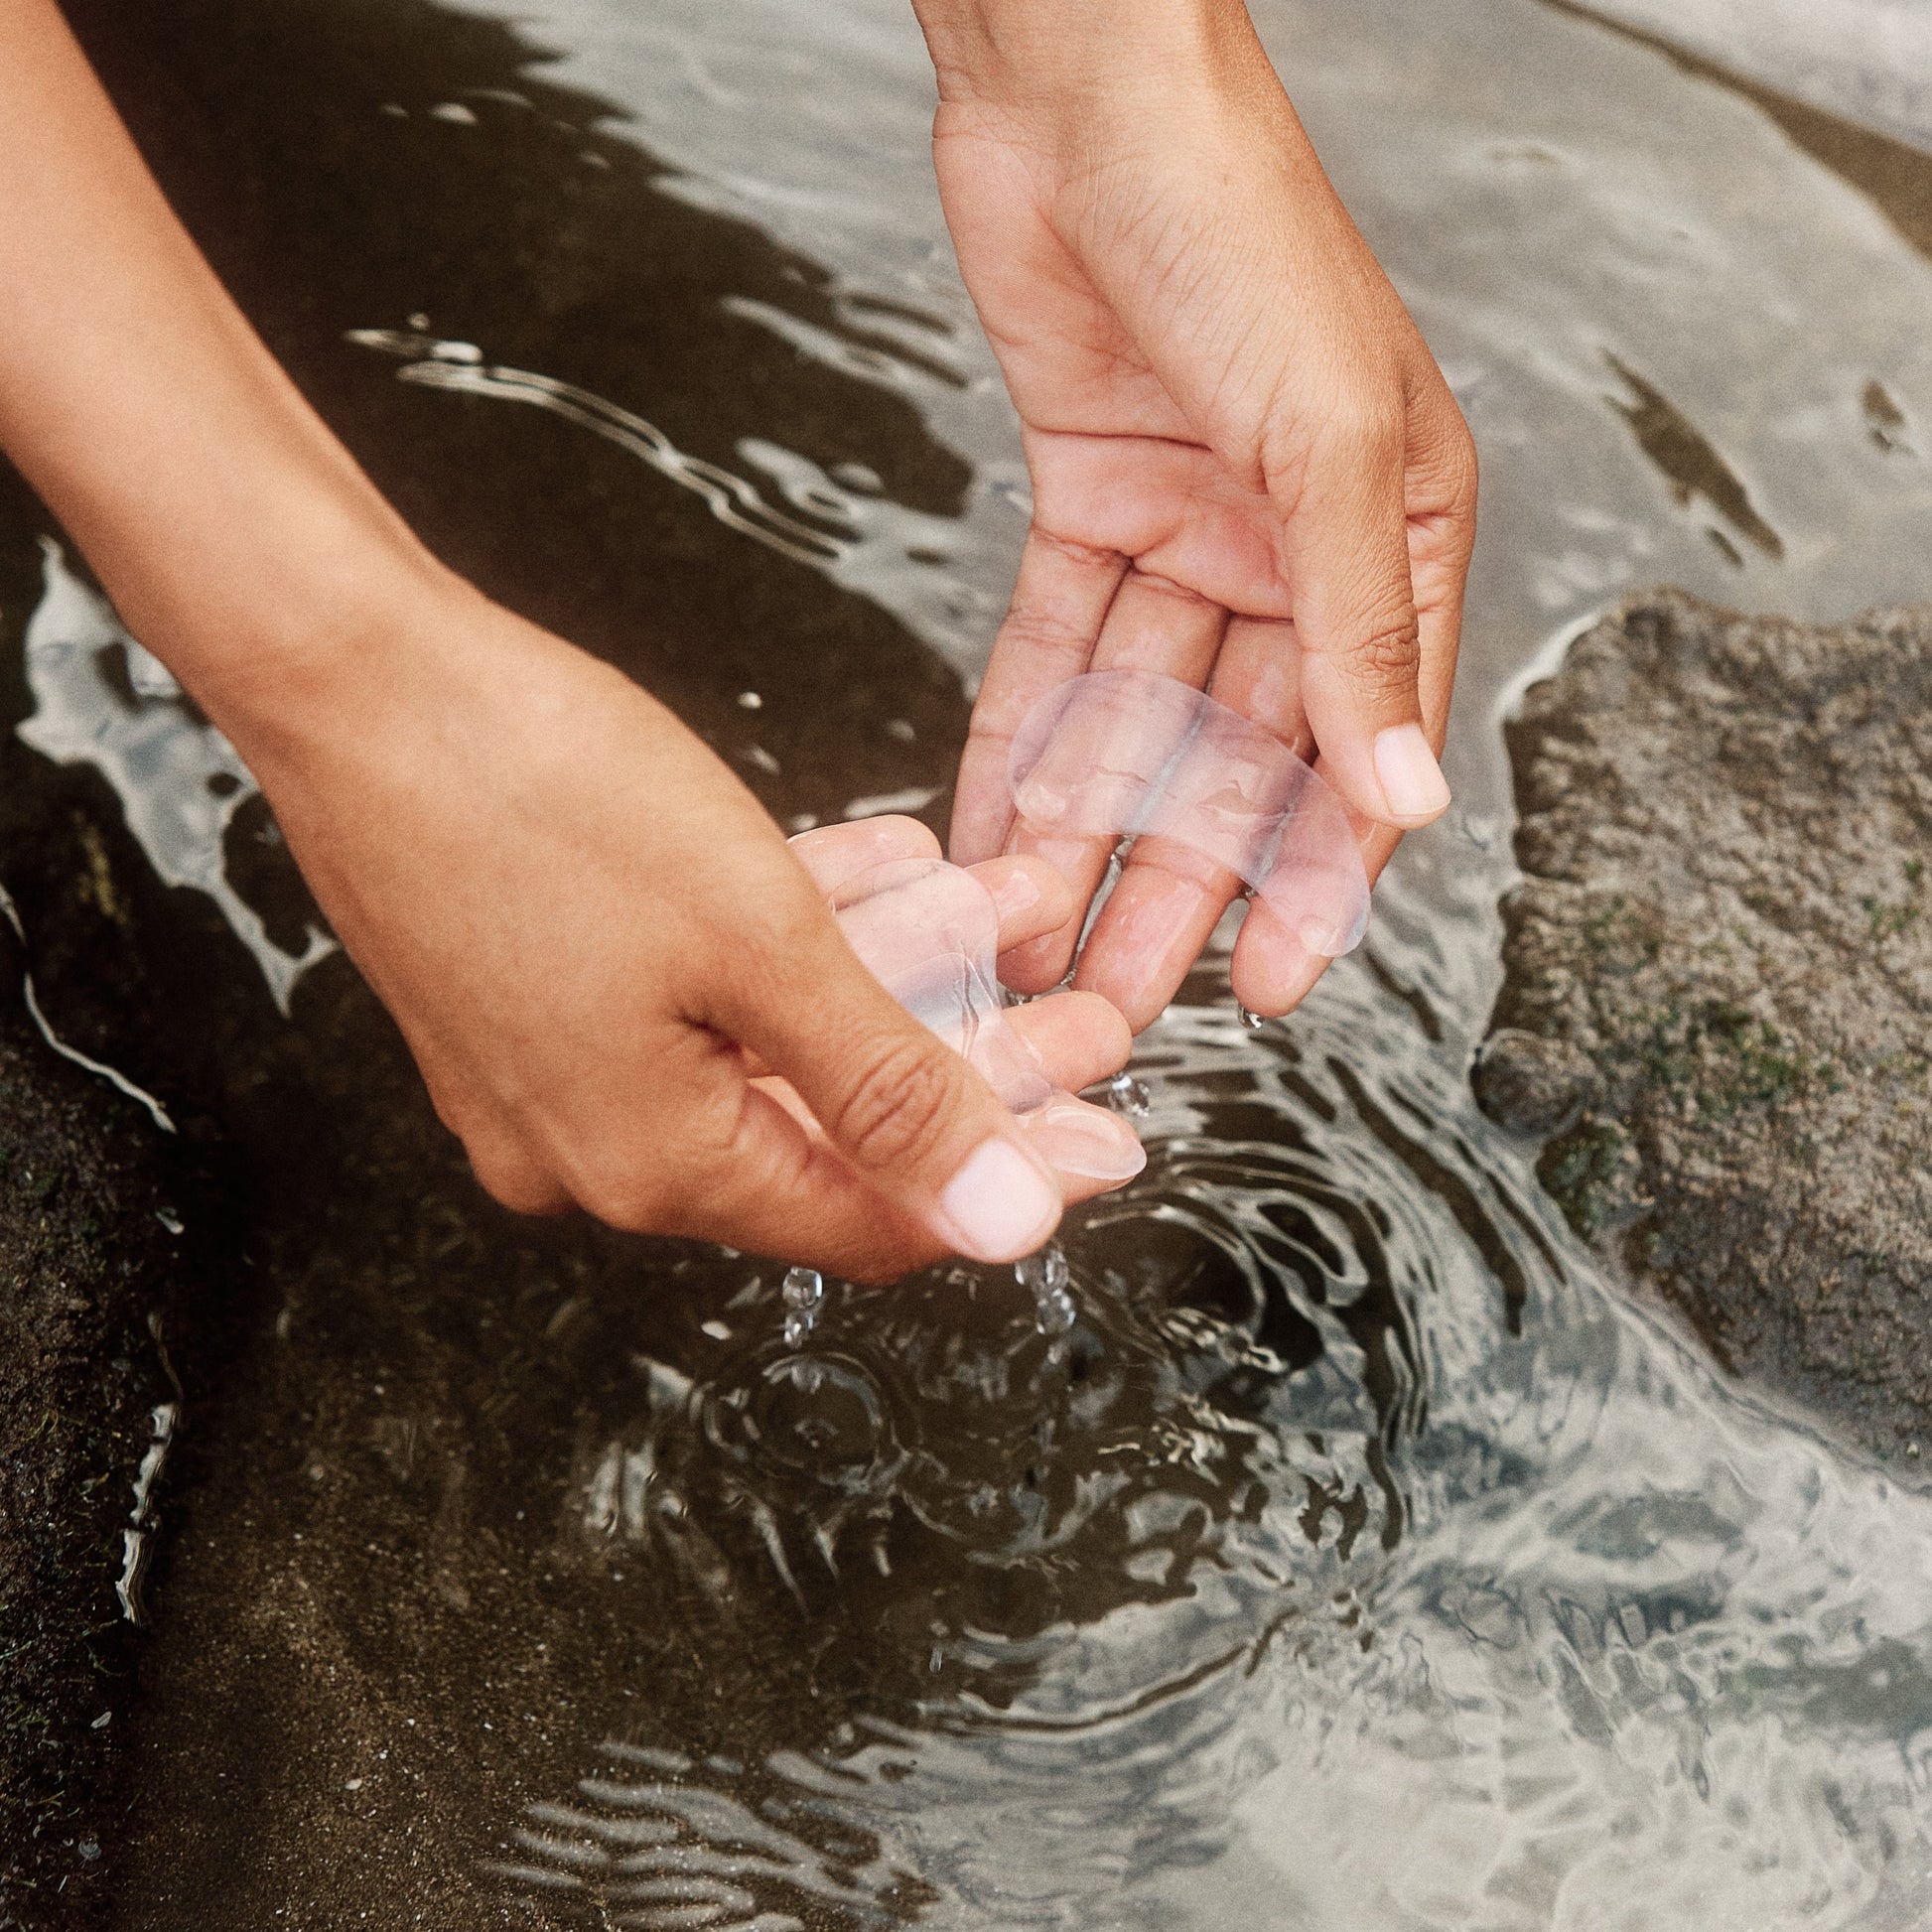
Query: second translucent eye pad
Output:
[[829, 857, 1051, 1113], [1007, 669, 1372, 958], [828, 856, 1143, 1181]]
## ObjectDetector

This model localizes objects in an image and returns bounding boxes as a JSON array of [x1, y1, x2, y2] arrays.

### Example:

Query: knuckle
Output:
[[1438, 419, 1480, 512], [1349, 617, 1424, 685], [1323, 382, 1408, 461], [831, 1033, 962, 1175], [577, 1164, 673, 1235]]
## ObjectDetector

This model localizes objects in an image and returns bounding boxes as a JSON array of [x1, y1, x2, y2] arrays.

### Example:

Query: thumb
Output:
[[1276, 389, 1451, 830], [717, 910, 1065, 1265]]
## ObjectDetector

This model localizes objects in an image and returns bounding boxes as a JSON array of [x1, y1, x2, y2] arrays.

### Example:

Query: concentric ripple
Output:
[[492, 882, 1605, 1923]]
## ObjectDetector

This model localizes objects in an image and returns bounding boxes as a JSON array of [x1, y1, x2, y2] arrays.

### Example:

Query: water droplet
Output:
[[780, 1266, 824, 1347], [1106, 1070, 1151, 1118], [1016, 1242, 1075, 1338], [1237, 1003, 1267, 1031]]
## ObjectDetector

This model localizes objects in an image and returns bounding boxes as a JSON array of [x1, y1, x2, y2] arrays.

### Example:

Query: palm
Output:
[[934, 100, 1473, 1030], [938, 120, 1292, 611]]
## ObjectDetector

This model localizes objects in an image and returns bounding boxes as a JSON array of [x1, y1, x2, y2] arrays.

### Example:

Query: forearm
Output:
[[0, 0, 439, 746]]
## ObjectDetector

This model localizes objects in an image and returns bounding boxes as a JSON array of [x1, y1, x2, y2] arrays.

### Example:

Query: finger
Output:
[[950, 528, 1127, 866], [1235, 388, 1465, 1020], [1275, 372, 1449, 832], [717, 901, 1066, 1265], [970, 854, 1075, 953], [1230, 623, 1454, 1018], [1006, 989, 1134, 1094], [788, 813, 939, 891], [750, 1011, 1143, 1203], [799, 844, 1072, 998], [752, 976, 1136, 1197], [1212, 616, 1321, 1016], [1072, 615, 1308, 1030], [1404, 368, 1475, 758], [1229, 896, 1326, 1019], [999, 567, 1229, 994], [1205, 615, 1311, 751], [774, 837, 1070, 1083], [1020, 1095, 1146, 1202]]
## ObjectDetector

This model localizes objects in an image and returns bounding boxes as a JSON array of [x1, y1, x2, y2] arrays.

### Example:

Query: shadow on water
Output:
[[65, 0, 973, 827]]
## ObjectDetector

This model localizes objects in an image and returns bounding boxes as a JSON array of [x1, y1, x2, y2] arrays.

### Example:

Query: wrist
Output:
[[108, 465, 466, 776], [912, 0, 1268, 126]]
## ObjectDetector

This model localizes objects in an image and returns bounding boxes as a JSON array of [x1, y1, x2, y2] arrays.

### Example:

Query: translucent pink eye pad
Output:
[[827, 857, 1140, 1181], [1006, 669, 1371, 958], [828, 857, 1051, 1114]]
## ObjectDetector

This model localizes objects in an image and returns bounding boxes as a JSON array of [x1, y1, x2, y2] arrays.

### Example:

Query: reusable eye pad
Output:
[[828, 856, 1141, 1180], [1007, 668, 1372, 958], [829, 857, 1051, 1112]]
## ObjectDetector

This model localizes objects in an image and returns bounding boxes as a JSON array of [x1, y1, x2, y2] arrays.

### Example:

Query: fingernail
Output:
[[1023, 1097, 1148, 1182], [934, 1137, 1061, 1262], [1372, 724, 1451, 825], [985, 859, 1072, 930], [986, 867, 1046, 922]]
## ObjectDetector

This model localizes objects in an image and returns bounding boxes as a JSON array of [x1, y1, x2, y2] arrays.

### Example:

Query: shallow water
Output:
[[13, 0, 1932, 1922]]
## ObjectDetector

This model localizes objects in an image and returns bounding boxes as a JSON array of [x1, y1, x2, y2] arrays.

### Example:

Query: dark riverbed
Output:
[[4, 0, 1932, 1924]]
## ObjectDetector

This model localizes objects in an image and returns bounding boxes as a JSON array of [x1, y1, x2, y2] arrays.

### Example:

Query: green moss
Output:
[[1578, 894, 1665, 968], [1862, 893, 1920, 940], [1540, 1119, 1630, 1239], [1602, 997, 1819, 1121]]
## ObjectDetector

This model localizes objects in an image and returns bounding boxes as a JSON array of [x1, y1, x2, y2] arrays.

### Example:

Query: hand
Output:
[[777, 814, 1139, 1185], [0, 0, 1144, 1274], [916, 0, 1476, 1030], [231, 573, 1134, 1280]]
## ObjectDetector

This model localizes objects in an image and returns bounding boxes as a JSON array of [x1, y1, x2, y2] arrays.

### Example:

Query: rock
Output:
[[1490, 588, 1932, 1460], [1471, 1029, 1600, 1139], [0, 981, 200, 1928]]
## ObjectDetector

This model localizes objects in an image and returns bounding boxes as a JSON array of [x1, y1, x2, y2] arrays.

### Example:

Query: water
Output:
[[13, 0, 1932, 1922], [1013, 1241, 1074, 1340], [782, 1266, 826, 1348]]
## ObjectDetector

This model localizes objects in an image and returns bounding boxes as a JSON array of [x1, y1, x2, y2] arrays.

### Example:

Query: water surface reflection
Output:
[[12, 0, 1932, 1923]]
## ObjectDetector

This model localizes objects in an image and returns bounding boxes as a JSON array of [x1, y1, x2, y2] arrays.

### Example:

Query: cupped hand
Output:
[[919, 0, 1477, 1030], [235, 575, 1134, 1281]]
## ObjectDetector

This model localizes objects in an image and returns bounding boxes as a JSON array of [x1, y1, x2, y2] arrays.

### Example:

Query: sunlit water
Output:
[[17, 0, 1932, 1922]]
